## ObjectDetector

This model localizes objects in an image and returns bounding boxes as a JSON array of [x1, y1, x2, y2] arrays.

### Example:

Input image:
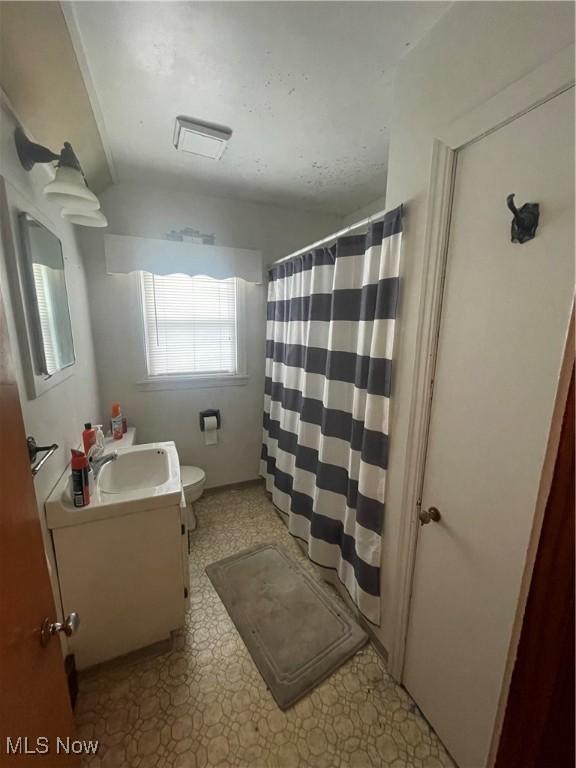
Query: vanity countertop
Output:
[[104, 426, 136, 448], [45, 435, 184, 530]]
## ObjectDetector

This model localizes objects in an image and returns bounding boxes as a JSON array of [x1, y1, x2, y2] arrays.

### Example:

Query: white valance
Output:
[[104, 234, 263, 283]]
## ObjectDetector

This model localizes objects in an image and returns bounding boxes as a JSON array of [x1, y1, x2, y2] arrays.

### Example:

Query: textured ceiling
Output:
[[68, 1, 450, 214]]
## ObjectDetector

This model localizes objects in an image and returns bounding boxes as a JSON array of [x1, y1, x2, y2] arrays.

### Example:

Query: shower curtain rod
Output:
[[273, 205, 389, 265]]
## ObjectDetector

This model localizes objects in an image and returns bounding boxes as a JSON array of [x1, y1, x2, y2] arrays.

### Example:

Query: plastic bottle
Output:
[[94, 425, 105, 451], [71, 449, 90, 507], [111, 402, 123, 440], [82, 422, 96, 455]]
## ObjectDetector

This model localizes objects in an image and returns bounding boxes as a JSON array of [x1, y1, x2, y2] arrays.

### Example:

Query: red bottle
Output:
[[71, 449, 90, 507], [82, 422, 96, 455]]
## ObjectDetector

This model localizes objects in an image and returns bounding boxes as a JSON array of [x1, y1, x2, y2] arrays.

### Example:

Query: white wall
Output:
[[378, 1, 575, 654], [341, 193, 388, 227], [0, 102, 101, 608], [81, 182, 342, 488]]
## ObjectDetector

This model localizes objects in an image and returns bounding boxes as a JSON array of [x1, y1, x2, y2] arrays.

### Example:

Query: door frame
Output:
[[388, 38, 574, 726]]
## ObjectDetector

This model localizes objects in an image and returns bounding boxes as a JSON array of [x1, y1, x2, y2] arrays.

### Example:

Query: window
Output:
[[140, 272, 240, 378]]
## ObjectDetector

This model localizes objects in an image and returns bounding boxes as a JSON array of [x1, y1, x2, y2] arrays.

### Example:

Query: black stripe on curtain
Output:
[[266, 277, 399, 323], [265, 343, 392, 397], [261, 427, 385, 532], [263, 408, 389, 470], [268, 205, 403, 283], [264, 434, 361, 506], [269, 249, 335, 282], [261, 447, 381, 595]]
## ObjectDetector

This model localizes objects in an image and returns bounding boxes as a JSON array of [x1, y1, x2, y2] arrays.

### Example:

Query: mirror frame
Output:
[[0, 177, 76, 400]]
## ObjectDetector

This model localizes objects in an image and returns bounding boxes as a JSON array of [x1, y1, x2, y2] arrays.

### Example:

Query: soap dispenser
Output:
[[94, 425, 105, 452]]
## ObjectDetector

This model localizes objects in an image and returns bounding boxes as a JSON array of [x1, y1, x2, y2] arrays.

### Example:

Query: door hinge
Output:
[[184, 587, 188, 599], [181, 523, 185, 535]]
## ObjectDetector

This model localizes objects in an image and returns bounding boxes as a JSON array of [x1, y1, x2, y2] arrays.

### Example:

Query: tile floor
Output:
[[77, 485, 454, 768]]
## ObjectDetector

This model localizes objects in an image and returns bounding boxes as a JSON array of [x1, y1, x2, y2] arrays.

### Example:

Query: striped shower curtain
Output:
[[261, 205, 403, 625]]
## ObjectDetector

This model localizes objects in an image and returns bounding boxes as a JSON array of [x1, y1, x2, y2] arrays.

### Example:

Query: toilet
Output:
[[180, 465, 206, 531]]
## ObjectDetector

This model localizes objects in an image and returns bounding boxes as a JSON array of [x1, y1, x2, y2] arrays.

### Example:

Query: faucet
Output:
[[87, 444, 118, 477]]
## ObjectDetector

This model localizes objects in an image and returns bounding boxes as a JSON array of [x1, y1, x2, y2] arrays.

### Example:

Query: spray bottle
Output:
[[71, 449, 90, 507]]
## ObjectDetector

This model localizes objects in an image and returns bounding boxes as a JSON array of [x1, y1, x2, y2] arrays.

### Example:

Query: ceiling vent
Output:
[[173, 117, 232, 160]]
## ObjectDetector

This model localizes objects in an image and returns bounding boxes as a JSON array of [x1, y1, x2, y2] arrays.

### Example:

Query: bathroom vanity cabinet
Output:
[[51, 502, 188, 669], [45, 441, 189, 670]]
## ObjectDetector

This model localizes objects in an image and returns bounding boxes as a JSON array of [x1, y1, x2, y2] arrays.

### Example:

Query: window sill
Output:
[[136, 374, 250, 391]]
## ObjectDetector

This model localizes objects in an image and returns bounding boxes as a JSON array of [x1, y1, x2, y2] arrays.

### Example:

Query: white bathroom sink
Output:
[[46, 442, 183, 529], [98, 446, 171, 493]]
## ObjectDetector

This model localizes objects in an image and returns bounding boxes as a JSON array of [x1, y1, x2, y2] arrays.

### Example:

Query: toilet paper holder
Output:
[[199, 409, 221, 431]]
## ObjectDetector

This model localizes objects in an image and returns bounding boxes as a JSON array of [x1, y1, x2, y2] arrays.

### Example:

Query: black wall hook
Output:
[[506, 194, 539, 244]]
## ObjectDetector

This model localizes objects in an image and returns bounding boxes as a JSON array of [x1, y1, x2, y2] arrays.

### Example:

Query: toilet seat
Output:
[[180, 465, 205, 490]]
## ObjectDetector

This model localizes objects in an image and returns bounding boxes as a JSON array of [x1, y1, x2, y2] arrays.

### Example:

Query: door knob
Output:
[[418, 506, 441, 526], [40, 612, 80, 647]]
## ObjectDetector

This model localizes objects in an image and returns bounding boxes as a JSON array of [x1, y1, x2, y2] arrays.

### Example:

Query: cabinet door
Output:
[[55, 507, 186, 669]]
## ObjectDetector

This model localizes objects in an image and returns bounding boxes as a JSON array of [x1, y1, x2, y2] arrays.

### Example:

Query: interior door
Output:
[[0, 264, 79, 761], [403, 88, 575, 768]]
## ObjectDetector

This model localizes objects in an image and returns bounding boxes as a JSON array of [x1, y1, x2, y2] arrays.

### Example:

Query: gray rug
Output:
[[205, 542, 368, 709]]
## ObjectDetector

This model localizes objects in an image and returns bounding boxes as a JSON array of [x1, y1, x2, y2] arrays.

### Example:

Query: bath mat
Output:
[[205, 542, 368, 709]]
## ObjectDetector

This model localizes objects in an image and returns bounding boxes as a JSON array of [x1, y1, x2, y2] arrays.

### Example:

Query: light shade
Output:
[[44, 166, 100, 211], [61, 208, 108, 228]]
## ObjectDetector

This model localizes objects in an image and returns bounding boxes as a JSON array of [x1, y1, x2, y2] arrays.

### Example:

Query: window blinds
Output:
[[141, 272, 238, 376]]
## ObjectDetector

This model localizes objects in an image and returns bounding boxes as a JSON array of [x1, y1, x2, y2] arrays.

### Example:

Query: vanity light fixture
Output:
[[14, 127, 108, 228]]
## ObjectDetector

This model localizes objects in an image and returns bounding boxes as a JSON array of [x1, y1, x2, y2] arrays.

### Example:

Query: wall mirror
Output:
[[18, 212, 75, 377]]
